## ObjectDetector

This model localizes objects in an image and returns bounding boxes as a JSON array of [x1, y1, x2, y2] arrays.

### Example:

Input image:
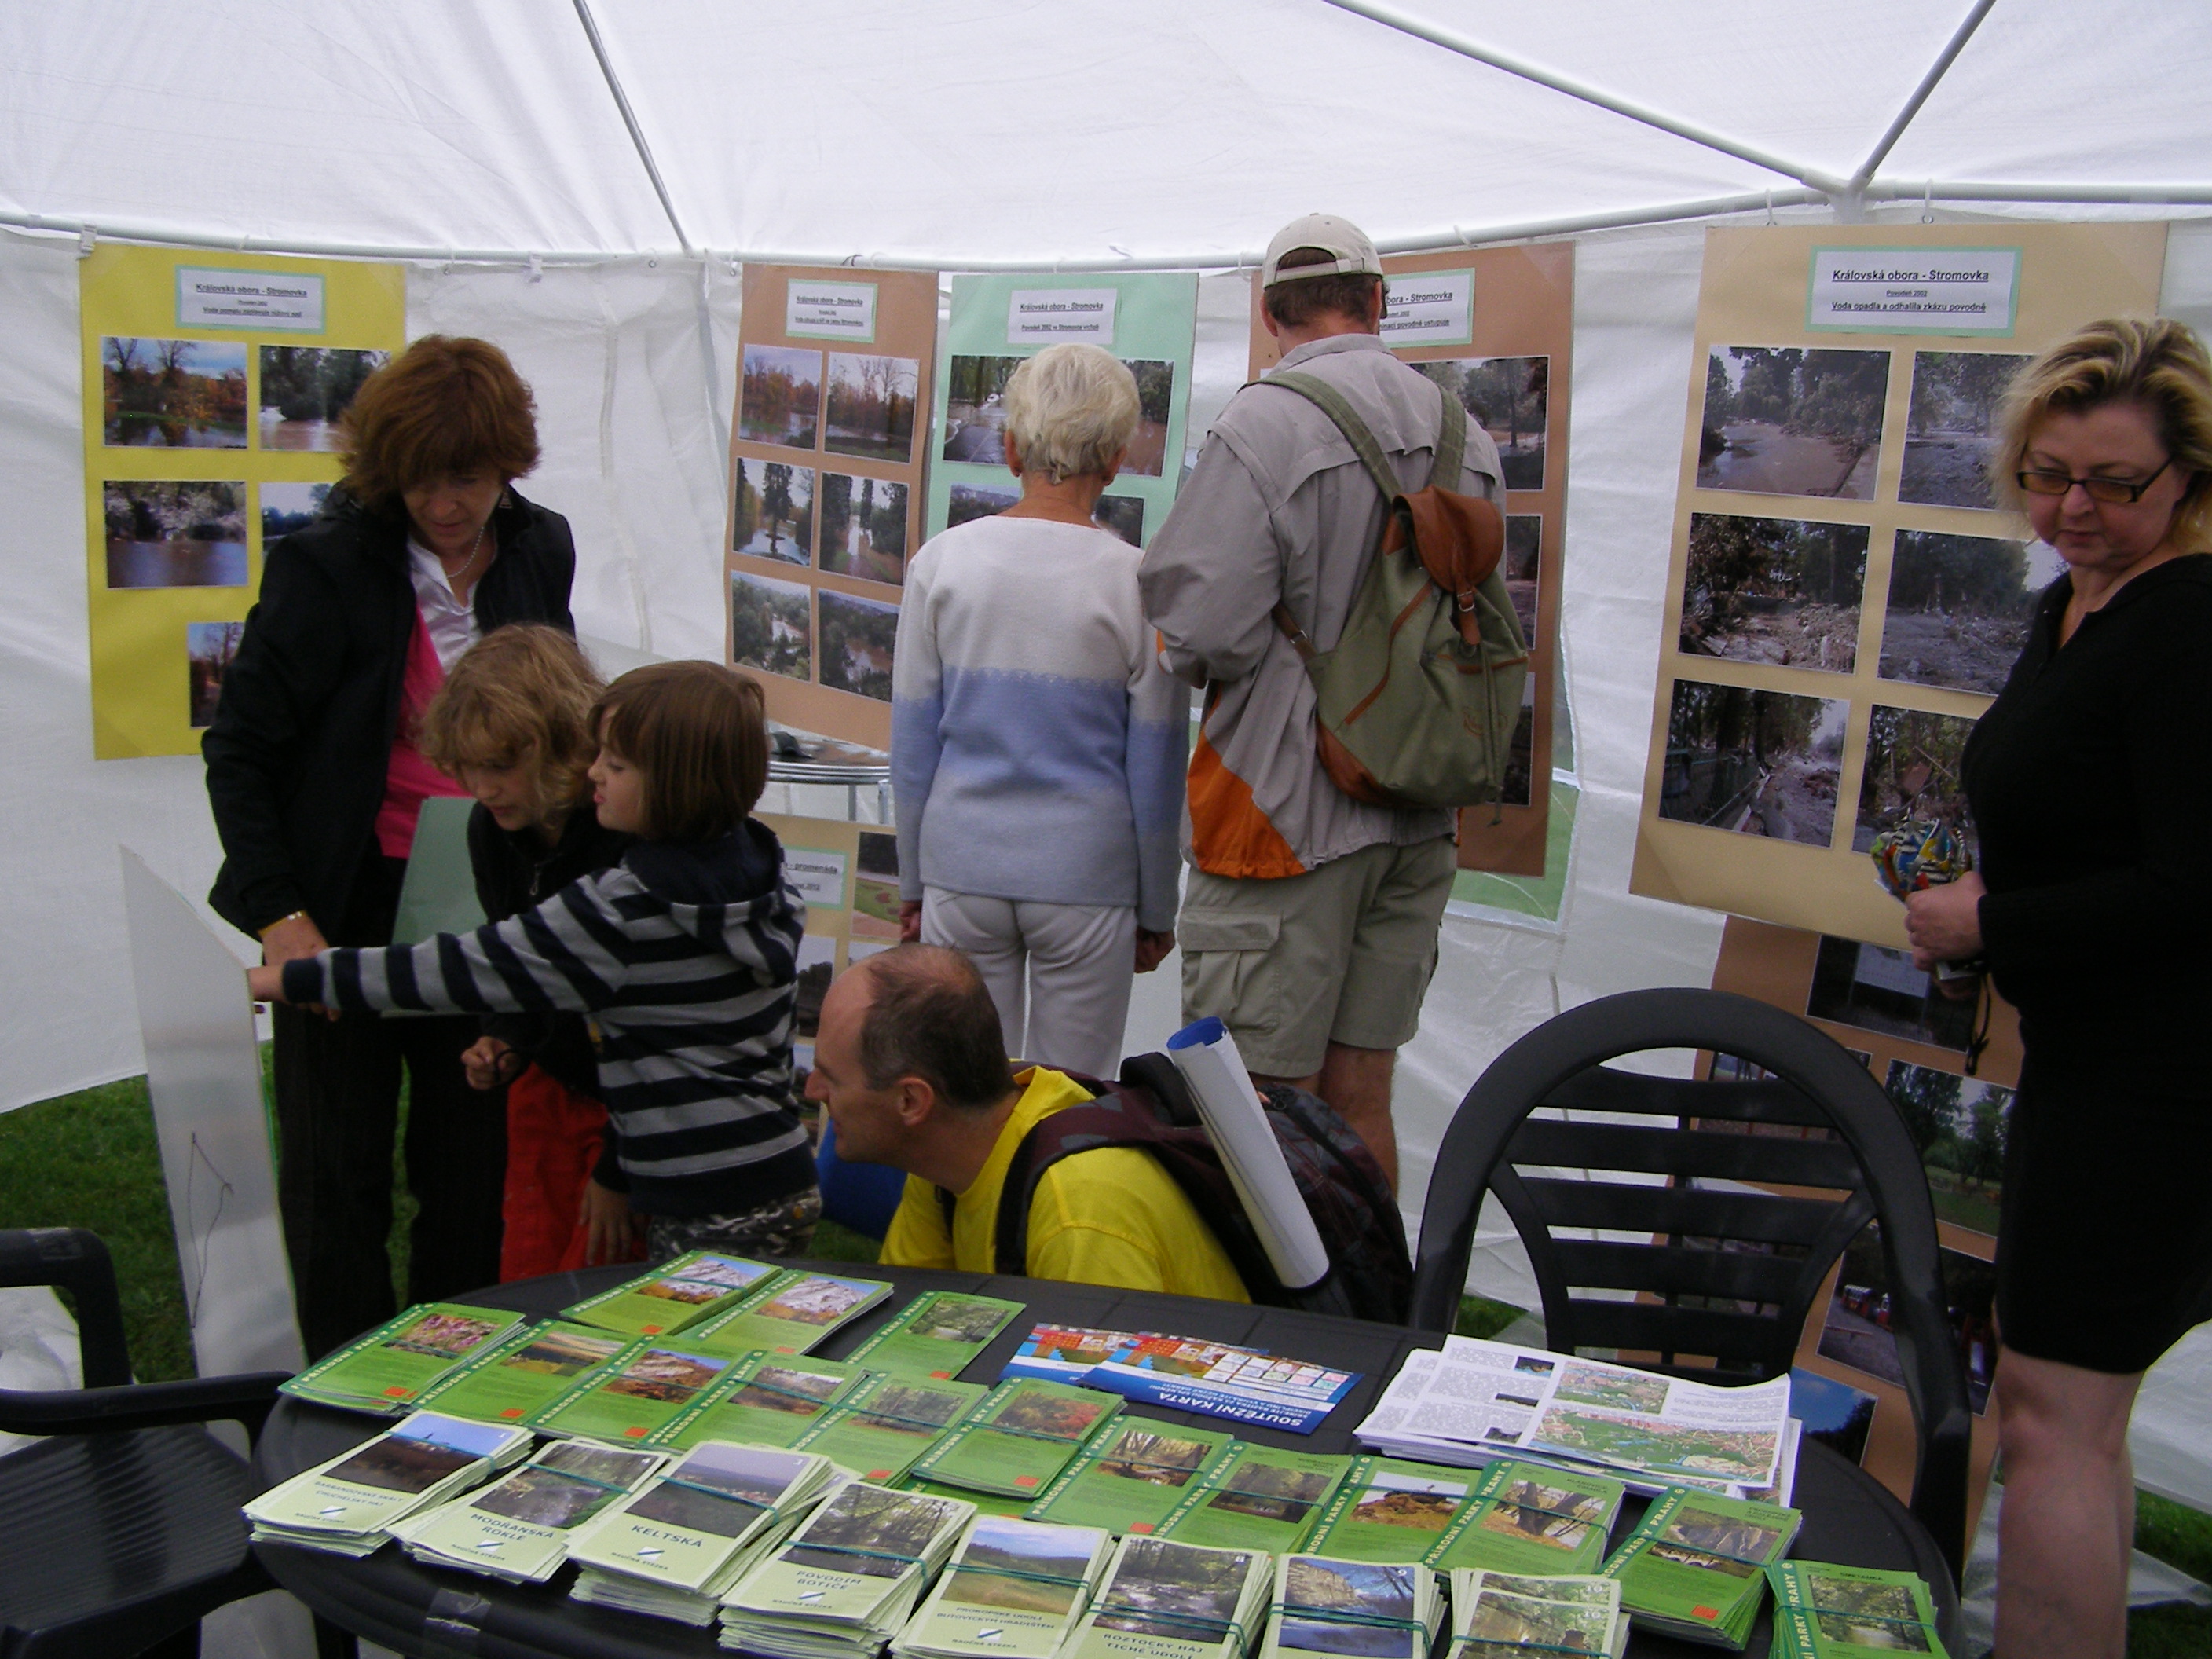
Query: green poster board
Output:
[[925, 272, 1199, 548]]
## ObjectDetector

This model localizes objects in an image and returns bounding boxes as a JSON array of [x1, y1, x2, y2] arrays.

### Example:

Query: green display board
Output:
[[925, 272, 1199, 548]]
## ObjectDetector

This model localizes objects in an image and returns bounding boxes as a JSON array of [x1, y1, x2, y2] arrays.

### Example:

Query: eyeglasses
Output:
[[2016, 456, 2173, 504]]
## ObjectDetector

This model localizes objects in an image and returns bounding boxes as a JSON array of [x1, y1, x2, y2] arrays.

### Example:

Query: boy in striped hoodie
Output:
[[251, 661, 820, 1265]]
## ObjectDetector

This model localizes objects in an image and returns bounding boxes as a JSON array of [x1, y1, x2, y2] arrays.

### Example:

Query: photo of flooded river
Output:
[[1697, 346, 1890, 502]]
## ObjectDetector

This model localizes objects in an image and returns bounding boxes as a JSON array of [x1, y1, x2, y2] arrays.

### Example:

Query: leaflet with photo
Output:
[[1767, 1561, 1948, 1657], [1602, 1486, 1802, 1647], [848, 1291, 1026, 1380], [1023, 1420, 1238, 1536], [892, 1514, 1114, 1659], [394, 1440, 665, 1584], [278, 1302, 524, 1414], [567, 1441, 839, 1599], [410, 1319, 628, 1424], [243, 1411, 532, 1553], [1422, 1459, 1625, 1578], [1156, 1441, 1353, 1555], [561, 1251, 782, 1337], [1064, 1534, 1273, 1659], [527, 1340, 740, 1442], [649, 1350, 872, 1451], [1257, 1554, 1444, 1659], [687, 1269, 894, 1357], [911, 1378, 1123, 1498], [1445, 1568, 1628, 1659], [796, 1374, 991, 1485], [1083, 1332, 1360, 1435], [719, 1478, 975, 1652], [1302, 1455, 1481, 1565]]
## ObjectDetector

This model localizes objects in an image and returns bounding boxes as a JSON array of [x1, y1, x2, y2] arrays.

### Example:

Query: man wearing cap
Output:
[[1137, 213, 1503, 1190]]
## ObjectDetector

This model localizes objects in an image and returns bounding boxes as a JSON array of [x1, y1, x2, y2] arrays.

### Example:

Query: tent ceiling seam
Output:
[[1313, 0, 1848, 196], [8, 183, 2210, 274], [571, 0, 694, 255], [1848, 0, 1998, 192]]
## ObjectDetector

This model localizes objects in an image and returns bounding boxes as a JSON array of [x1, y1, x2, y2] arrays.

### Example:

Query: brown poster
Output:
[[1632, 222, 2166, 941], [1249, 244, 1573, 876], [726, 266, 939, 749]]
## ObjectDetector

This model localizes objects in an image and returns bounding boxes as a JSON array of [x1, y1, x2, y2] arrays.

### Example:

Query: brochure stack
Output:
[[649, 1352, 874, 1452], [847, 1291, 1025, 1381], [908, 1379, 1124, 1513], [1063, 1535, 1273, 1659], [1156, 1441, 1353, 1553], [244, 1412, 531, 1556], [1255, 1555, 1445, 1659], [526, 1339, 742, 1442], [1445, 1568, 1629, 1658], [796, 1374, 992, 1485], [686, 1270, 894, 1357], [566, 1442, 841, 1625], [1024, 1422, 1238, 1536], [277, 1304, 524, 1415], [391, 1441, 665, 1584], [891, 1515, 1115, 1659], [1424, 1460, 1626, 1577], [719, 1479, 977, 1657], [409, 1320, 628, 1425], [1301, 1455, 1484, 1564], [562, 1251, 782, 1338], [1602, 1488, 1803, 1646], [1766, 1562, 1950, 1657]]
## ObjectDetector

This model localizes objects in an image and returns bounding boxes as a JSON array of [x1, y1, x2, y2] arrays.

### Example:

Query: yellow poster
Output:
[[81, 246, 405, 759], [1630, 222, 2166, 943]]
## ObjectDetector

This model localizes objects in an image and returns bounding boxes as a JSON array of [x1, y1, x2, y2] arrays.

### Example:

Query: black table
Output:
[[254, 1262, 1963, 1657]]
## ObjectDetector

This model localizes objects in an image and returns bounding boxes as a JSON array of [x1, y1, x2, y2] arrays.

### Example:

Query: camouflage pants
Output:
[[645, 1187, 821, 1263]]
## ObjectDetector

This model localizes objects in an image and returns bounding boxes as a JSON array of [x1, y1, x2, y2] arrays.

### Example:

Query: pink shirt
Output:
[[375, 606, 470, 859]]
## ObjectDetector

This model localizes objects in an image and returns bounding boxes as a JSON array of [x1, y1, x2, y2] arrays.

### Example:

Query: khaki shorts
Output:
[[1178, 837, 1456, 1079]]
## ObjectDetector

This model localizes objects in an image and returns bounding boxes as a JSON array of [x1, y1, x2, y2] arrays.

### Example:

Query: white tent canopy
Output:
[[5, 4, 2212, 1291]]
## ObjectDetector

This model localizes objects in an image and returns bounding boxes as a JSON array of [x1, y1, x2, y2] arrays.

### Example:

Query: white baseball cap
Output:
[[1262, 213, 1383, 286]]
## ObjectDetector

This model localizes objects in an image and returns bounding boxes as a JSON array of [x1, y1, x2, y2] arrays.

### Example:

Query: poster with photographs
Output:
[[82, 246, 405, 759], [1632, 222, 2167, 942], [727, 266, 939, 751], [1251, 244, 1575, 877], [925, 271, 1199, 551]]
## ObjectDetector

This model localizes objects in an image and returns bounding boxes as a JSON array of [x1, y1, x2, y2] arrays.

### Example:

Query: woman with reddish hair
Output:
[[204, 335, 577, 1357]]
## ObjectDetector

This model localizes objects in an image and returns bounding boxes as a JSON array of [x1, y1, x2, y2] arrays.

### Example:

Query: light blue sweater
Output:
[[891, 515, 1188, 932]]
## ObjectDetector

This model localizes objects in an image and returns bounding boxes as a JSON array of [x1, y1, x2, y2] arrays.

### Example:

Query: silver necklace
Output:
[[442, 520, 489, 589]]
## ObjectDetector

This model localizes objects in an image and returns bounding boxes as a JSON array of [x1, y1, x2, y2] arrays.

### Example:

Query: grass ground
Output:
[[2, 1074, 2206, 1653]]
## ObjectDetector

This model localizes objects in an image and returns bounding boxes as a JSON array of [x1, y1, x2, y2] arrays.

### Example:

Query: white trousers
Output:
[[919, 888, 1137, 1082]]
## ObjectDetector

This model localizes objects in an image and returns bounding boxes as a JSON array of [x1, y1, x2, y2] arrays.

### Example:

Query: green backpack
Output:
[[1262, 369, 1529, 811]]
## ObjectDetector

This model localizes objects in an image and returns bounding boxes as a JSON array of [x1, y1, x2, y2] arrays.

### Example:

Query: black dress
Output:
[[1961, 552, 2212, 1372]]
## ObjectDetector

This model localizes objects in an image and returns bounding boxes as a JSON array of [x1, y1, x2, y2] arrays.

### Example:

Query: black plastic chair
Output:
[[0, 1227, 302, 1659], [1409, 987, 1972, 1579]]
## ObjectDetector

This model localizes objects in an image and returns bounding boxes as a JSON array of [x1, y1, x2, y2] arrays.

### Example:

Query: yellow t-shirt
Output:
[[880, 1067, 1251, 1303]]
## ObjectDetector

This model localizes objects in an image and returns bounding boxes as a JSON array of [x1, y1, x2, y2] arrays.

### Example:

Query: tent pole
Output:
[[1848, 0, 1998, 192], [570, 0, 694, 255], [1313, 0, 1845, 196]]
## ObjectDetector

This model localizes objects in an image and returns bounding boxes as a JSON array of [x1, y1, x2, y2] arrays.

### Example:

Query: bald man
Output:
[[804, 943, 1247, 1301]]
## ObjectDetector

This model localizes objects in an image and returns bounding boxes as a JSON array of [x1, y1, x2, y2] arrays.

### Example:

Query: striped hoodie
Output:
[[280, 819, 815, 1217]]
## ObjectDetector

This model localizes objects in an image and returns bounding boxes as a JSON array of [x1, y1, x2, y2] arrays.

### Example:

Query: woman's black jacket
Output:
[[203, 484, 577, 940]]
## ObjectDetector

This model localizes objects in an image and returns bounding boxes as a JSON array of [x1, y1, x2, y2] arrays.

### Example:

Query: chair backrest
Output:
[[1410, 987, 1972, 1577]]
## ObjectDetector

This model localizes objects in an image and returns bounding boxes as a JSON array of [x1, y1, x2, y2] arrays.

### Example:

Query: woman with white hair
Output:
[[890, 344, 1185, 1078]]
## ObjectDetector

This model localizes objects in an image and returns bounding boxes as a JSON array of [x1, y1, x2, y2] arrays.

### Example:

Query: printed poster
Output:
[[756, 811, 905, 1105], [925, 271, 1199, 548], [1248, 244, 1574, 877], [1630, 222, 2167, 942], [81, 246, 404, 758], [727, 265, 939, 750]]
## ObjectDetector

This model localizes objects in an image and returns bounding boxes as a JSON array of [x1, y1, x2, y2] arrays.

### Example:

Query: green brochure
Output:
[[1258, 1554, 1445, 1659], [1424, 1459, 1626, 1577], [244, 1412, 533, 1544], [1302, 1455, 1483, 1564], [795, 1375, 991, 1485], [526, 1340, 742, 1442], [721, 1480, 976, 1638], [559, 1250, 782, 1337], [411, 1320, 628, 1424], [1023, 1420, 1236, 1536], [1768, 1561, 1948, 1657], [846, 1290, 1026, 1381], [279, 1302, 525, 1414], [394, 1441, 665, 1584], [684, 1269, 893, 1357], [1602, 1486, 1801, 1648], [1064, 1534, 1275, 1659], [910, 1378, 1123, 1499], [1156, 1440, 1352, 1554], [647, 1351, 871, 1452], [1445, 1568, 1627, 1659], [566, 1441, 838, 1595], [893, 1514, 1115, 1659]]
